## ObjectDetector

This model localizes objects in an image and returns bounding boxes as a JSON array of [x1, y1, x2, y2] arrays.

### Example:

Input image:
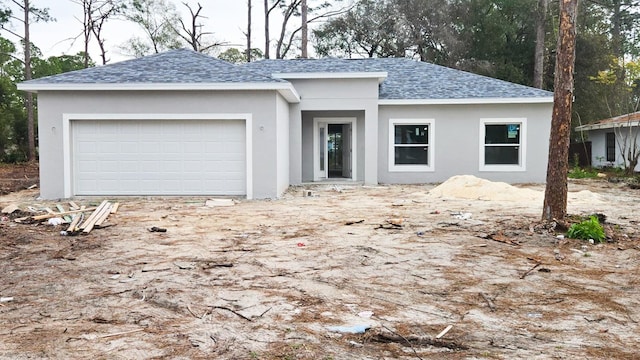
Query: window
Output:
[[389, 119, 434, 172], [606, 132, 616, 162], [480, 118, 526, 171]]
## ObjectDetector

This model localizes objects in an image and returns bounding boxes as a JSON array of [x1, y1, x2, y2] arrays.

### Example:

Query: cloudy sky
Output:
[[24, 1, 270, 63]]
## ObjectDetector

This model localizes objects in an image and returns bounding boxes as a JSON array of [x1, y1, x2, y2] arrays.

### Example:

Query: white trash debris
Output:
[[451, 212, 472, 220], [48, 217, 64, 226], [205, 199, 235, 207]]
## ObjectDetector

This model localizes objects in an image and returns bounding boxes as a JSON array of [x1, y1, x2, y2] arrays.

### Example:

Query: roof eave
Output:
[[17, 82, 301, 103], [576, 120, 640, 131], [378, 97, 554, 105]]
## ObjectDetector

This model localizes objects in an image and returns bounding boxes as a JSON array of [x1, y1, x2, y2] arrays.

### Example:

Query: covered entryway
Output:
[[71, 118, 248, 196], [313, 117, 356, 181]]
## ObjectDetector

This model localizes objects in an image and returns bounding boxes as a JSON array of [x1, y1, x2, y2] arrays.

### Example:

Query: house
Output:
[[575, 112, 640, 172], [18, 49, 553, 199]]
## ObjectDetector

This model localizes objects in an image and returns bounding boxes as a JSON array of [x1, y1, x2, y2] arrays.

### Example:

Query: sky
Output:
[[22, 0, 282, 64]]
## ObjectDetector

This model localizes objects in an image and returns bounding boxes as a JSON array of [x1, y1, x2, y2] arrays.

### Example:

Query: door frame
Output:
[[312, 117, 357, 181]]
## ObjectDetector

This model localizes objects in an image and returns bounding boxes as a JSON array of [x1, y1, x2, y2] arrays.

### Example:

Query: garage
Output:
[[71, 119, 247, 196]]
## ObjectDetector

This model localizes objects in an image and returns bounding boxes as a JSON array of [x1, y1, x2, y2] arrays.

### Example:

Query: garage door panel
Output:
[[73, 119, 246, 196]]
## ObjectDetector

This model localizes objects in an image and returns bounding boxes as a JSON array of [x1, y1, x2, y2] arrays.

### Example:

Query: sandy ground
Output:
[[1, 177, 640, 359]]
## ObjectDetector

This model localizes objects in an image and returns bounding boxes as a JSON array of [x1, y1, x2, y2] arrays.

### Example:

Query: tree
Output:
[[571, 2, 615, 125], [452, 0, 540, 84], [613, 117, 640, 175], [120, 0, 182, 57], [533, 0, 548, 88], [313, 0, 404, 58], [71, 0, 125, 66], [542, 0, 578, 221], [0, 38, 86, 162], [246, 0, 252, 62], [300, 0, 307, 58], [171, 2, 222, 54], [265, 0, 348, 59], [218, 47, 263, 63], [0, 0, 52, 161], [392, 0, 458, 64], [264, 0, 277, 58]]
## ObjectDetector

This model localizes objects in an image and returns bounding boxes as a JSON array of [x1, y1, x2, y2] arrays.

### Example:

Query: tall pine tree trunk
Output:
[[542, 0, 578, 221], [301, 0, 308, 58], [264, 0, 270, 59], [247, 0, 252, 62], [533, 0, 548, 89], [24, 0, 35, 161]]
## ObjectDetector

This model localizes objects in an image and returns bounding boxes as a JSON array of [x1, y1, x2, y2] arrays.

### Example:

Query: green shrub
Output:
[[567, 216, 605, 242], [568, 166, 599, 179]]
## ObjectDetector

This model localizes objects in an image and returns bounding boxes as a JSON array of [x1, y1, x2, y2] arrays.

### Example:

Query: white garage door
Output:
[[72, 120, 246, 196]]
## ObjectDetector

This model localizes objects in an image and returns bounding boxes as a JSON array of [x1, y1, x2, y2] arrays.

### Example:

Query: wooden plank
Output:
[[82, 202, 112, 233], [30, 207, 97, 221], [110, 203, 120, 214], [94, 203, 113, 226], [66, 206, 86, 232], [82, 205, 110, 233], [69, 201, 80, 210], [56, 204, 72, 223], [79, 200, 109, 230], [435, 325, 453, 339]]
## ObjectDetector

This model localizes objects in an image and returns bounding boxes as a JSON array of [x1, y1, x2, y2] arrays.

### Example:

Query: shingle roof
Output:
[[21, 49, 552, 101], [575, 111, 640, 131], [22, 48, 285, 84], [241, 57, 553, 100]]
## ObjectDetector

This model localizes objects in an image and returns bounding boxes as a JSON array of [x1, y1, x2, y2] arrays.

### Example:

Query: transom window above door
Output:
[[480, 118, 527, 171], [389, 118, 435, 172]]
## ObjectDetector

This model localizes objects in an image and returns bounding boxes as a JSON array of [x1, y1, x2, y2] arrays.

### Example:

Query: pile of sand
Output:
[[428, 175, 603, 204], [428, 175, 541, 202]]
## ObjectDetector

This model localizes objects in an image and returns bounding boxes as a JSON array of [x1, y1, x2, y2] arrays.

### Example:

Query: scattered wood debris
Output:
[[479, 292, 496, 311], [2, 204, 19, 214], [12, 200, 119, 235], [478, 232, 520, 246], [375, 218, 404, 230], [345, 219, 364, 225], [369, 331, 468, 351], [520, 262, 541, 279]]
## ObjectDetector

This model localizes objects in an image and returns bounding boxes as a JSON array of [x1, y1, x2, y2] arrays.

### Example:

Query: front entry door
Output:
[[313, 118, 356, 181]]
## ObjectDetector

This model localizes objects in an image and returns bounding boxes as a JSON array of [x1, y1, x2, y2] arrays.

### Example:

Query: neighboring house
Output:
[[575, 112, 640, 172], [18, 49, 553, 199]]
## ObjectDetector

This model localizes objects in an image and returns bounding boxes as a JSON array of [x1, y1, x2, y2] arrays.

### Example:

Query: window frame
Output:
[[606, 132, 616, 162], [388, 118, 435, 172], [479, 118, 527, 172]]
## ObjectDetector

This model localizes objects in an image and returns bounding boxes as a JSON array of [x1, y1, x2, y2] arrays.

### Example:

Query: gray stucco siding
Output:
[[300, 110, 365, 182], [289, 77, 380, 185], [378, 103, 552, 184], [278, 78, 380, 103], [276, 93, 290, 195], [588, 128, 640, 171], [36, 90, 284, 199]]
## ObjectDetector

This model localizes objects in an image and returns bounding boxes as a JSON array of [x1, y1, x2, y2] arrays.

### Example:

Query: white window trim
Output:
[[479, 118, 527, 172], [62, 113, 253, 199], [388, 118, 435, 172]]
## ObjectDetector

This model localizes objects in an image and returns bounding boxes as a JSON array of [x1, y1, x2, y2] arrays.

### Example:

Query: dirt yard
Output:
[[1, 171, 639, 359]]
